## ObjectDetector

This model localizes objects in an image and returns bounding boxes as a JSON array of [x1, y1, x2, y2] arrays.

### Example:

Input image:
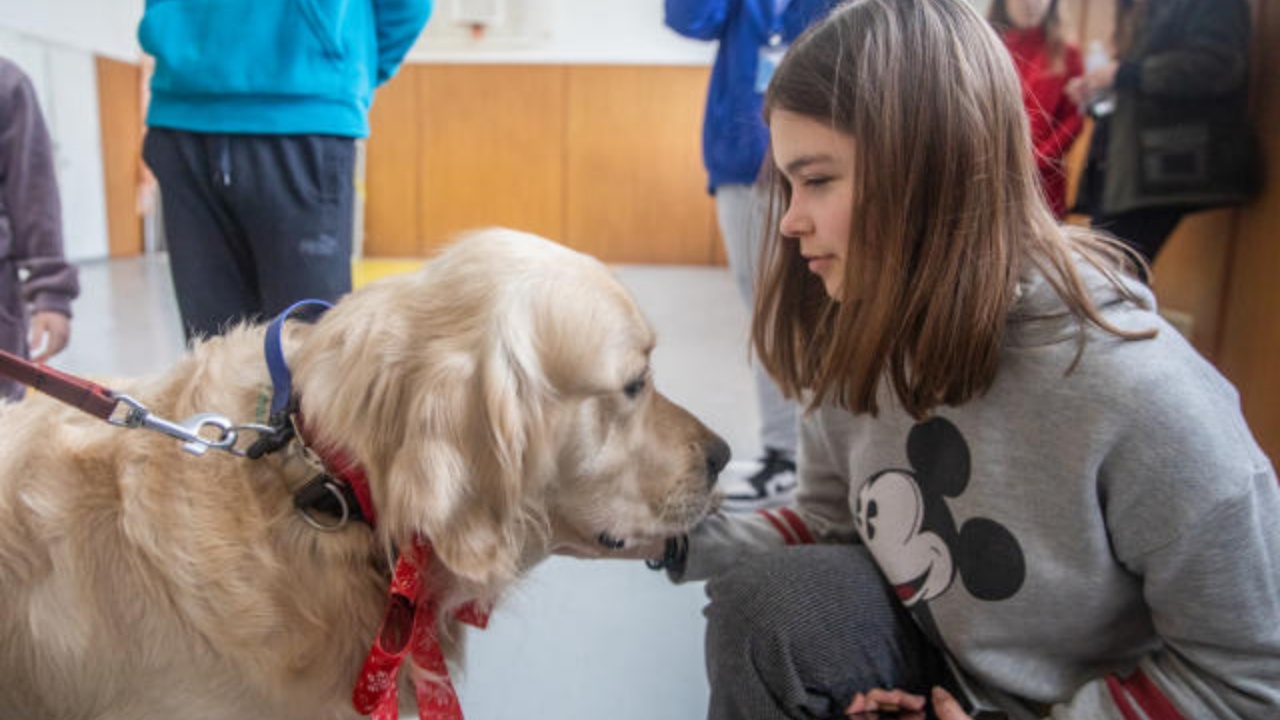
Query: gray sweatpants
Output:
[[703, 545, 946, 720]]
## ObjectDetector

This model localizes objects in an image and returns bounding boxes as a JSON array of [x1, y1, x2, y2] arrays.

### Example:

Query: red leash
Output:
[[0, 348, 269, 456], [0, 348, 117, 419]]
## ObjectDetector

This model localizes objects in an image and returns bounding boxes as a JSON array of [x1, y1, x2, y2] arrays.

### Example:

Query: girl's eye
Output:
[[803, 176, 832, 187]]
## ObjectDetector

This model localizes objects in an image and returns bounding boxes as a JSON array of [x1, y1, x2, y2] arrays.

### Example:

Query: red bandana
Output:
[[295, 421, 490, 720], [352, 538, 490, 720]]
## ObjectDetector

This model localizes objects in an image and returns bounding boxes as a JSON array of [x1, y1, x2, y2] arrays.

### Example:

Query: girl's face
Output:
[[1005, 0, 1052, 29], [770, 109, 856, 301]]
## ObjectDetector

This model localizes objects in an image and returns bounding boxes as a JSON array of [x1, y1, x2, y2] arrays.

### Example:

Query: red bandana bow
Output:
[[291, 418, 490, 720], [353, 538, 490, 720]]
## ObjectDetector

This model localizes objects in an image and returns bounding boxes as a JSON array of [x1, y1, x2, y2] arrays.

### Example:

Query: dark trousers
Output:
[[1091, 206, 1187, 282], [704, 545, 947, 720], [142, 128, 356, 341]]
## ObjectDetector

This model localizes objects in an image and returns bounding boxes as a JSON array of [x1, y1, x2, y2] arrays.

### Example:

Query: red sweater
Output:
[[1000, 27, 1084, 218]]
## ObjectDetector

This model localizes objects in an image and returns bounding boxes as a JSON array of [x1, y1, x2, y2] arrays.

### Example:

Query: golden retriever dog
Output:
[[0, 228, 729, 720]]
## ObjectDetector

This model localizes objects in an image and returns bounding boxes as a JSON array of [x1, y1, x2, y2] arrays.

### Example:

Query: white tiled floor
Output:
[[55, 253, 762, 720]]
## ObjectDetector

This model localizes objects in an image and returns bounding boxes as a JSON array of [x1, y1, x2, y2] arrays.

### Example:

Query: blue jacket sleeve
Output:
[[373, 0, 433, 85], [664, 0, 731, 40]]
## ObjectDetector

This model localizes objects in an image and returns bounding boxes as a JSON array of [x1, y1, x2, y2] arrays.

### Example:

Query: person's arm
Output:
[[0, 66, 78, 356], [854, 467, 1280, 720], [664, 0, 731, 41], [1041, 358, 1280, 720], [372, 0, 434, 86], [679, 407, 857, 582], [1118, 0, 1250, 99], [1047, 473, 1280, 719], [1034, 48, 1085, 172]]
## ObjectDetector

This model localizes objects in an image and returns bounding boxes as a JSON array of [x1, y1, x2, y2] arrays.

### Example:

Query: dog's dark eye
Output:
[[623, 377, 646, 399]]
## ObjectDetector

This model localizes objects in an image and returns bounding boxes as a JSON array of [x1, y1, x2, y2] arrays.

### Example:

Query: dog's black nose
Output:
[[704, 434, 731, 487]]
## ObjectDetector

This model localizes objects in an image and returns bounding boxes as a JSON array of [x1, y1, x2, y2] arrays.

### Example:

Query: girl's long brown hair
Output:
[[752, 0, 1151, 420]]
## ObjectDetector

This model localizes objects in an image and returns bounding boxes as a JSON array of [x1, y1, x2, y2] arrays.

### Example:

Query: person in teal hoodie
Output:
[[139, 0, 432, 341]]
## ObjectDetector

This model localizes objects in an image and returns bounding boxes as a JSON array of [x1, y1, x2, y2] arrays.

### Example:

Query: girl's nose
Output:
[[779, 201, 807, 238]]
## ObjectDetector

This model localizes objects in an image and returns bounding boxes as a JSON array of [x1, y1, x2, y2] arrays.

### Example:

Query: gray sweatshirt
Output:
[[0, 57, 79, 396], [683, 262, 1280, 719]]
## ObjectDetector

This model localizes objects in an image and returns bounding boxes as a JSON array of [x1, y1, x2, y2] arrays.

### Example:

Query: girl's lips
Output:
[[806, 255, 834, 274]]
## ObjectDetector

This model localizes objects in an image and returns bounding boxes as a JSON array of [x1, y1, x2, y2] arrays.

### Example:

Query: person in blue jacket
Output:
[[138, 0, 433, 341], [665, 0, 839, 510]]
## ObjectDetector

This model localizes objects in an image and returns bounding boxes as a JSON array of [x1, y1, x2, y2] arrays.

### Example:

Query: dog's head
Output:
[[291, 229, 729, 594]]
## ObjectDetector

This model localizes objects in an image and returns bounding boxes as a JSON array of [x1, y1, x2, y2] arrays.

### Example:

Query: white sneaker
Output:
[[717, 448, 797, 512]]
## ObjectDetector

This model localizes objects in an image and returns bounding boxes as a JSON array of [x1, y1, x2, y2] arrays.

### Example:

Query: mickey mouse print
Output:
[[854, 417, 1026, 649]]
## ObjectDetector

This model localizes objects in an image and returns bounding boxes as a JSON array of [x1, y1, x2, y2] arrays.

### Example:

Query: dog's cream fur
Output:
[[0, 229, 728, 720]]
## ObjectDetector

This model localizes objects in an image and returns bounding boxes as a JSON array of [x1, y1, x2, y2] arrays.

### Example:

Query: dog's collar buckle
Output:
[[293, 475, 357, 532]]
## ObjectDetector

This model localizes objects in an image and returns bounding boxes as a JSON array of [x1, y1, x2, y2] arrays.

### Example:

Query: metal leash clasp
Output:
[[107, 394, 276, 457]]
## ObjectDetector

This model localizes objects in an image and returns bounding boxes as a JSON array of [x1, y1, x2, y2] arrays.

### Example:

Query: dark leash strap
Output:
[[0, 348, 119, 419]]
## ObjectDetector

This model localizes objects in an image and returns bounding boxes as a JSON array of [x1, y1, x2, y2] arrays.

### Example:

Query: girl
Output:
[[987, 0, 1084, 219], [602, 0, 1280, 718]]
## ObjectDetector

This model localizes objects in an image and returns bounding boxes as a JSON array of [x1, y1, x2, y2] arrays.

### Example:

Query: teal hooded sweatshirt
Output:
[[139, 0, 432, 138]]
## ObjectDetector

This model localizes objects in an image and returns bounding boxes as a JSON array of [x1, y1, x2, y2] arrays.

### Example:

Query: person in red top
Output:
[[989, 0, 1084, 218]]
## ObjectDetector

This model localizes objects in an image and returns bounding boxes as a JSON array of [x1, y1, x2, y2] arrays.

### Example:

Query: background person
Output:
[[988, 0, 1084, 219], [665, 0, 840, 510], [1065, 0, 1258, 277], [0, 56, 79, 401], [138, 0, 433, 341]]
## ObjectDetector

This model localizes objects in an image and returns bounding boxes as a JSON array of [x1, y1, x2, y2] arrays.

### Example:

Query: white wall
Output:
[[0, 0, 144, 260], [0, 28, 110, 261], [0, 0, 143, 61], [411, 0, 716, 65], [1, 0, 709, 66]]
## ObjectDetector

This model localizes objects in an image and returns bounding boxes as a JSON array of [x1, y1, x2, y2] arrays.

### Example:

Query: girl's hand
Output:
[[844, 687, 975, 720], [1083, 61, 1119, 93], [845, 687, 926, 719], [1065, 61, 1118, 106], [931, 686, 975, 720]]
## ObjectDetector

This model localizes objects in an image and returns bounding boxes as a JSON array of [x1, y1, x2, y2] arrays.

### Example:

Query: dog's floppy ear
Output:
[[380, 324, 545, 590]]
